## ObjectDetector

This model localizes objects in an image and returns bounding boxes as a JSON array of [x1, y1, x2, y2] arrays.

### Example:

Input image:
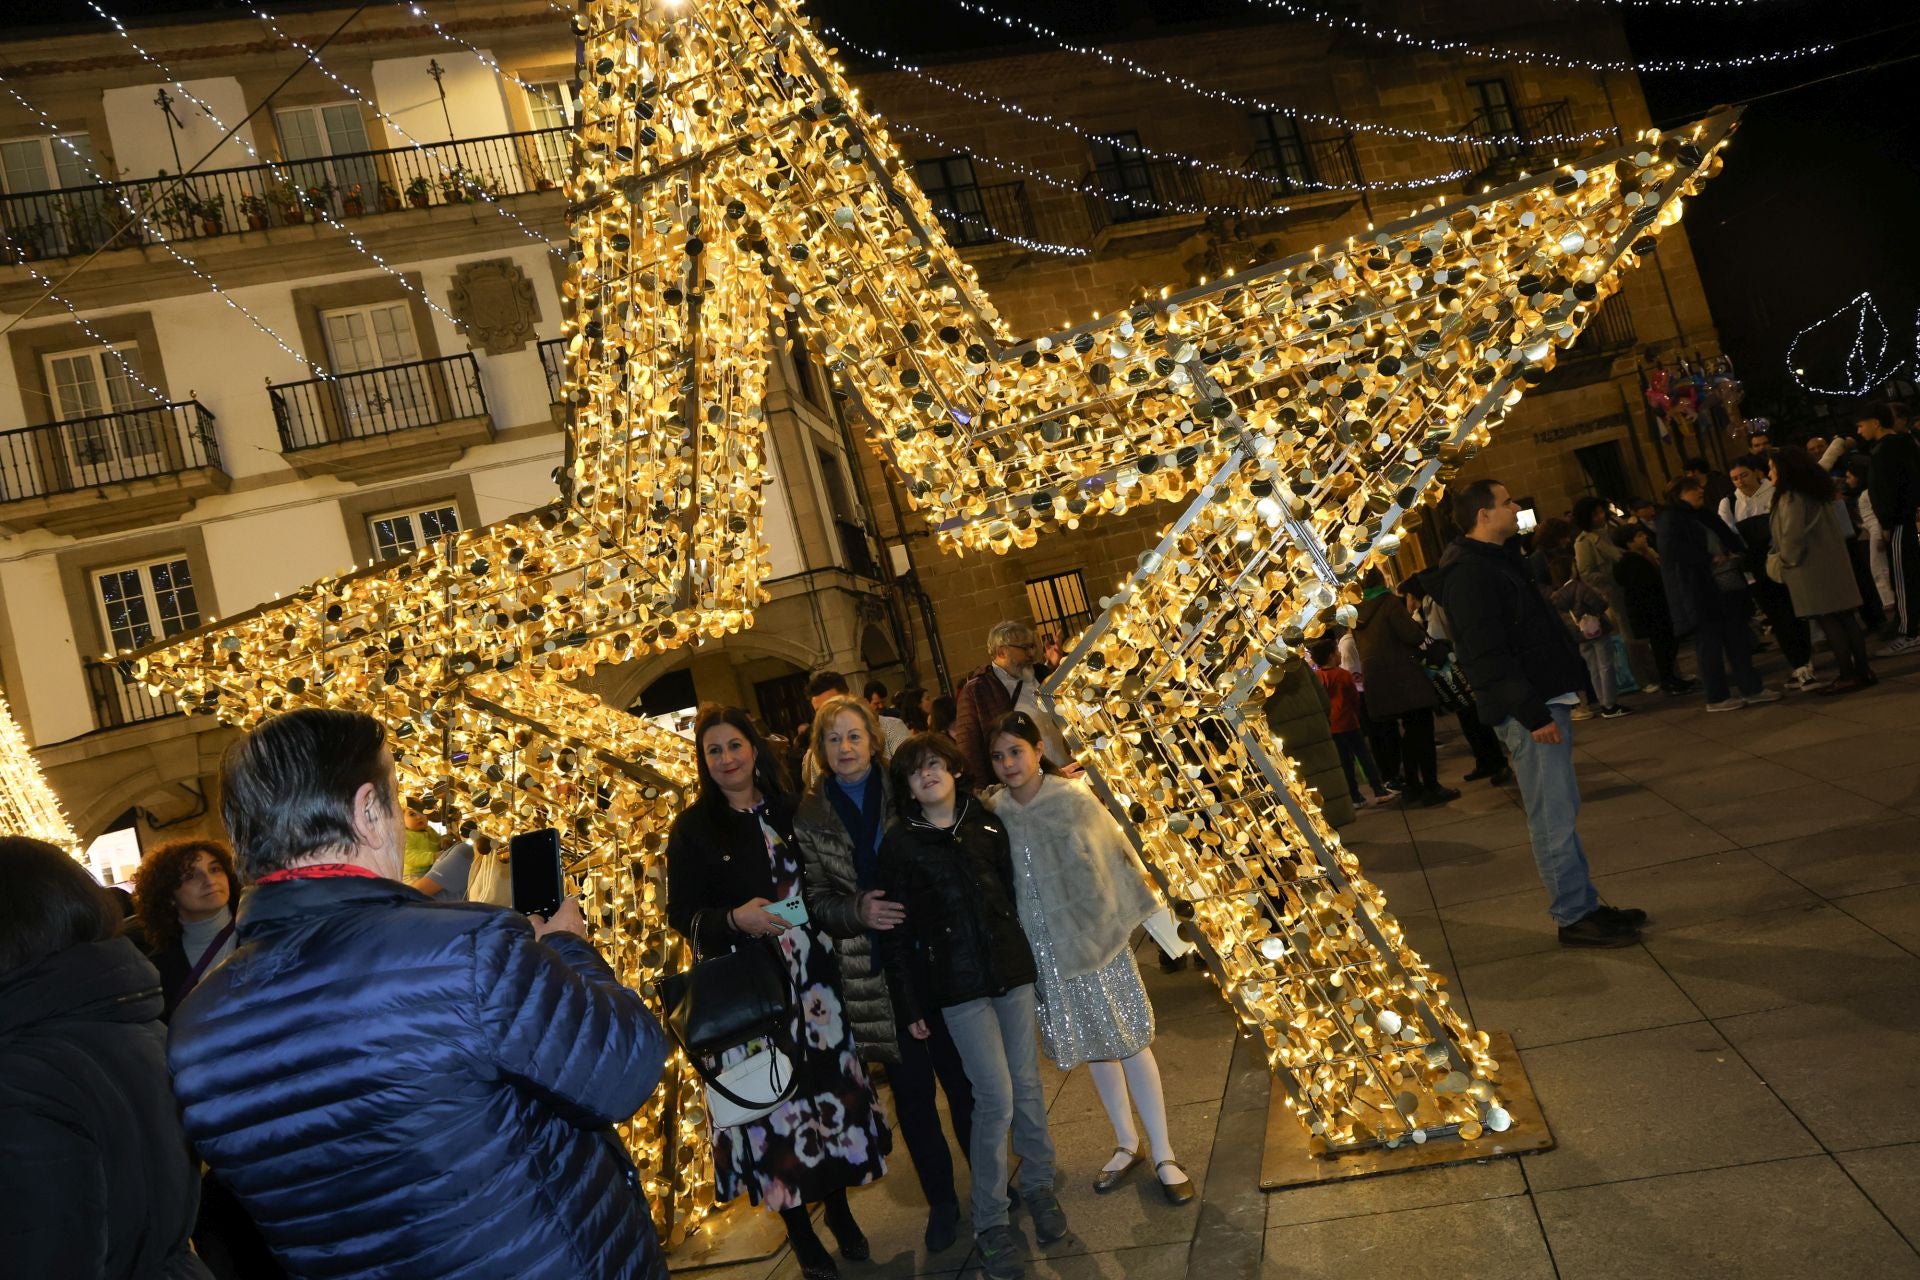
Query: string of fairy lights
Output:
[[0, 688, 79, 856], [821, 26, 1471, 195], [1785, 291, 1912, 398], [1237, 0, 1839, 73]]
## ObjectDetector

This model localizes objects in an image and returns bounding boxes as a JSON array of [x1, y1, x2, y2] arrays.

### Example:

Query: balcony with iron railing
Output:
[[539, 336, 568, 403], [268, 352, 492, 483], [1447, 101, 1615, 193], [83, 658, 179, 732], [1082, 150, 1352, 239], [1540, 292, 1640, 390], [0, 400, 228, 535], [1247, 132, 1362, 199], [0, 126, 570, 265], [925, 180, 1037, 250]]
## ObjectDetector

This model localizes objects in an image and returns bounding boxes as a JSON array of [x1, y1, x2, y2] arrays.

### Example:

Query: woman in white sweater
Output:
[[981, 711, 1193, 1205]]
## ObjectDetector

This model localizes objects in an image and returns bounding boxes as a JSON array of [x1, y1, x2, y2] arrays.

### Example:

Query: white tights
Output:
[[1088, 1047, 1178, 1170]]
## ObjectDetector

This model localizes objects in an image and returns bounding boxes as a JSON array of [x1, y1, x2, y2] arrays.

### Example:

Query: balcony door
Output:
[[93, 556, 199, 723], [913, 155, 989, 245], [524, 82, 578, 188], [1089, 131, 1156, 222], [44, 343, 167, 487], [276, 104, 378, 212], [1470, 79, 1522, 157], [321, 302, 430, 438], [2, 131, 100, 256]]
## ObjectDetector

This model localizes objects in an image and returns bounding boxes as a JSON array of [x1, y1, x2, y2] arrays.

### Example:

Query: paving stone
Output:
[[1835, 884, 1920, 955], [1643, 903, 1920, 1018], [1015, 1099, 1217, 1258], [1535, 1157, 1920, 1279], [1744, 816, 1920, 899], [1835, 1143, 1920, 1248], [1260, 1195, 1555, 1279], [1263, 1157, 1526, 1228], [1719, 985, 1920, 1151], [1456, 945, 1700, 1049], [1518, 1022, 1819, 1192], [1686, 781, 1899, 848]]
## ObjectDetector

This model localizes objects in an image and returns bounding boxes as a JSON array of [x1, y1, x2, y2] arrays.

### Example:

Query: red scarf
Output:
[[253, 863, 384, 885]]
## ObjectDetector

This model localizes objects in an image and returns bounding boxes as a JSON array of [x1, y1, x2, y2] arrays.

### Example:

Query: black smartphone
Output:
[[508, 827, 565, 918]]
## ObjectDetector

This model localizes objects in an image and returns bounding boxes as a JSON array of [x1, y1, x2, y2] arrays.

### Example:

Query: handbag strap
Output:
[[686, 1023, 803, 1113]]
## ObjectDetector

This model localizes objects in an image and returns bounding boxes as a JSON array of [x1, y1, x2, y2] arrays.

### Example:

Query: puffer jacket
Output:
[[0, 936, 211, 1280], [166, 875, 670, 1280], [796, 772, 902, 1063], [876, 796, 1037, 1020]]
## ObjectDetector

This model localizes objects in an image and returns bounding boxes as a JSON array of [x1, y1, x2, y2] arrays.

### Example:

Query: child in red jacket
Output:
[[1310, 637, 1397, 808]]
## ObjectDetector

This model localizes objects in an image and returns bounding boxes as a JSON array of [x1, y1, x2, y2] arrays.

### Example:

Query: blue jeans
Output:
[[1493, 703, 1600, 927], [943, 985, 1055, 1232]]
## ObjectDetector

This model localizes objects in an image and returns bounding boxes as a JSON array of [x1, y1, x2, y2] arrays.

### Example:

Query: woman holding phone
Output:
[[797, 695, 975, 1254], [666, 705, 890, 1280], [983, 711, 1194, 1205]]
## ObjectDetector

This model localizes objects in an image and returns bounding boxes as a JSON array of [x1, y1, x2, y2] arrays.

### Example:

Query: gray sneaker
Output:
[[1024, 1187, 1069, 1243], [976, 1224, 1026, 1280], [1743, 688, 1783, 706], [1704, 697, 1746, 713]]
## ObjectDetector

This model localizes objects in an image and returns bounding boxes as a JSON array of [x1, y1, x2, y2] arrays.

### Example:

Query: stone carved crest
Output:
[[446, 258, 541, 355]]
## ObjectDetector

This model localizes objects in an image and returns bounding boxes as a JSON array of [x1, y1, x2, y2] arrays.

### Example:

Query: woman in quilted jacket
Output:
[[795, 695, 973, 1254]]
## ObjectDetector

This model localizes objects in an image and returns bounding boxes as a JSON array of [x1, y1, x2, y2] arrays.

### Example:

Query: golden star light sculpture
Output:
[[126, 0, 1736, 1240], [0, 687, 80, 855]]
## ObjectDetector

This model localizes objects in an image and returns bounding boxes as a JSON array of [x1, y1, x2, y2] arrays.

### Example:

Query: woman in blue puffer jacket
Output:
[[166, 708, 671, 1280]]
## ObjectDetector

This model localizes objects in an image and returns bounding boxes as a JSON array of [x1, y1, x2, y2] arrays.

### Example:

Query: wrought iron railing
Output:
[[1567, 292, 1639, 360], [268, 353, 489, 452], [1247, 132, 1362, 195], [926, 180, 1036, 248], [0, 126, 569, 264], [1446, 100, 1609, 186], [84, 658, 179, 730], [539, 336, 568, 403], [1084, 157, 1209, 235], [0, 401, 221, 503]]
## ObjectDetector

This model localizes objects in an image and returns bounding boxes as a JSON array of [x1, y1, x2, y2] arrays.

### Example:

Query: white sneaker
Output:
[[1789, 666, 1819, 691], [1705, 697, 1747, 713], [1878, 635, 1920, 657], [1640, 682, 1663, 694]]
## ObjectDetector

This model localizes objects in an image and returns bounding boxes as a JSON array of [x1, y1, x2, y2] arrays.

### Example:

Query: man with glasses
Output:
[[950, 620, 1080, 785]]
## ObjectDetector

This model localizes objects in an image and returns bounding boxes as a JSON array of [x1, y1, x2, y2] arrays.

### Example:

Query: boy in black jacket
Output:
[[879, 733, 1062, 1280]]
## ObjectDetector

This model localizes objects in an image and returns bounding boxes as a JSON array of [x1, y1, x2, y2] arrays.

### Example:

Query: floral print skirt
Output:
[[709, 888, 890, 1210]]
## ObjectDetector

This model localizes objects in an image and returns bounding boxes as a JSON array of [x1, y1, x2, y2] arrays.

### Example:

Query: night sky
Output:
[[4, 0, 1915, 420]]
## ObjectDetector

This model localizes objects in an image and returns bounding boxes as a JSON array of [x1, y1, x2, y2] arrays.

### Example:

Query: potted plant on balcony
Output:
[[378, 180, 401, 213], [152, 187, 197, 239], [342, 183, 365, 217], [404, 175, 432, 209], [190, 192, 226, 236], [438, 165, 476, 204], [268, 180, 303, 224], [300, 179, 335, 220], [239, 192, 271, 230], [54, 196, 102, 252]]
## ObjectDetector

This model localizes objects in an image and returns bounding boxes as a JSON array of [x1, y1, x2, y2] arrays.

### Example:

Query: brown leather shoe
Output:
[[1155, 1160, 1195, 1205]]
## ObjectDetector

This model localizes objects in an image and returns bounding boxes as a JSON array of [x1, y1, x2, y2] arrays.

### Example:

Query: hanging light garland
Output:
[[822, 27, 1470, 194], [1239, 0, 1837, 72], [945, 0, 1618, 146], [1785, 291, 1907, 397], [0, 688, 80, 858]]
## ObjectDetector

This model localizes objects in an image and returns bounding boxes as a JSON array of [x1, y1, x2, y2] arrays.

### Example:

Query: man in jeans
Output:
[[1436, 479, 1648, 949]]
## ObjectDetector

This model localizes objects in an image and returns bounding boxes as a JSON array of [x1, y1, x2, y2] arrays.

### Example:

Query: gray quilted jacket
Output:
[[795, 772, 903, 1064]]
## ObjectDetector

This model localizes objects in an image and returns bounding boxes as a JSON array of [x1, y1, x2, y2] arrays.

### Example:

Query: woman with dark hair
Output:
[[892, 686, 933, 732], [984, 712, 1193, 1207], [0, 836, 212, 1279], [930, 694, 958, 736], [1656, 476, 1783, 712], [796, 696, 974, 1254], [1353, 570, 1456, 807], [131, 840, 241, 1022], [1769, 447, 1877, 693], [665, 705, 890, 1280]]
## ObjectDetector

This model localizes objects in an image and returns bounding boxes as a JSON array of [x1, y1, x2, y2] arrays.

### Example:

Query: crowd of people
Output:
[[9, 404, 1914, 1279]]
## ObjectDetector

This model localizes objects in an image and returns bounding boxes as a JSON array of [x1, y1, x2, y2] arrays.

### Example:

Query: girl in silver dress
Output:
[[981, 712, 1194, 1205]]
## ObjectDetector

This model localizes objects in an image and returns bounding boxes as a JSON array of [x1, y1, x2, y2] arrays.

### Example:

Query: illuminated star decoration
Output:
[[129, 0, 1737, 1240]]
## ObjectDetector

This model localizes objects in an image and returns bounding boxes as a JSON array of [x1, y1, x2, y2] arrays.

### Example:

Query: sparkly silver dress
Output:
[[1011, 833, 1155, 1069]]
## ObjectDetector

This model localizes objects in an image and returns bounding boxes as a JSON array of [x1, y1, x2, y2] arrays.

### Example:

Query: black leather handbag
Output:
[[659, 914, 800, 1122]]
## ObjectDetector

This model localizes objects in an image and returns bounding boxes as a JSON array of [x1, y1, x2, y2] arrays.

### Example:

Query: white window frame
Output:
[[524, 81, 579, 188], [318, 302, 431, 438], [368, 501, 460, 562], [93, 555, 201, 654], [273, 103, 377, 209], [43, 342, 167, 485]]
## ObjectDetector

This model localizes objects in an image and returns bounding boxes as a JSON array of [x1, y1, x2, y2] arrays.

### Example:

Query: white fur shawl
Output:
[[985, 776, 1159, 979]]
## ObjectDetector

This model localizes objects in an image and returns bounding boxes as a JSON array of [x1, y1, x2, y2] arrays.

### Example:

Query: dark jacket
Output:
[[1655, 503, 1749, 633], [1352, 592, 1438, 718], [1611, 548, 1672, 638], [0, 937, 210, 1280], [666, 793, 801, 958], [950, 661, 1051, 786], [1435, 536, 1590, 731], [167, 877, 669, 1280], [1867, 430, 1920, 529], [877, 797, 1036, 1021], [796, 771, 903, 1063]]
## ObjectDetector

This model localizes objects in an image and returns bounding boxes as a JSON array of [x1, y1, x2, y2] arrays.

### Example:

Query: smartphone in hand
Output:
[[508, 828, 565, 918]]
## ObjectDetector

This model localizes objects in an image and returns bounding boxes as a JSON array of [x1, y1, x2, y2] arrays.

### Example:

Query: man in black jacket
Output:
[[1855, 405, 1920, 653], [1436, 479, 1646, 948]]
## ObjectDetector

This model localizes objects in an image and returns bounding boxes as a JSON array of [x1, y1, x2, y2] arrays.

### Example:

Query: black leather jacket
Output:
[[876, 797, 1037, 1020]]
